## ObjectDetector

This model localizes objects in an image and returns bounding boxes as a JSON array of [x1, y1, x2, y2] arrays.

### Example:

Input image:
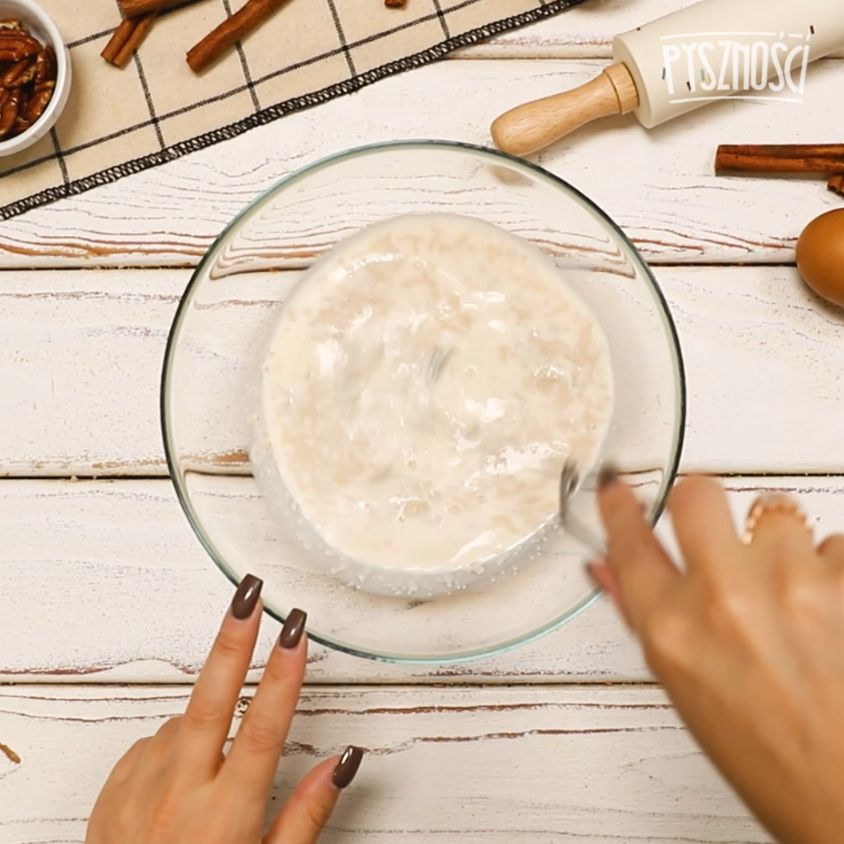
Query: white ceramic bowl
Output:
[[0, 0, 71, 157]]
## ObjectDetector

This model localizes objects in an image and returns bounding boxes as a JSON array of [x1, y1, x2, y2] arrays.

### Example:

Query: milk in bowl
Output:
[[252, 214, 614, 597]]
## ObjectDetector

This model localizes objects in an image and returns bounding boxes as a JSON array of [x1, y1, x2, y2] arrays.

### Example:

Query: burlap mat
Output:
[[0, 0, 586, 220]]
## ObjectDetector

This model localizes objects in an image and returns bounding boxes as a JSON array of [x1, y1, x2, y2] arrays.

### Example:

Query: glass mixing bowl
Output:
[[161, 140, 686, 664]]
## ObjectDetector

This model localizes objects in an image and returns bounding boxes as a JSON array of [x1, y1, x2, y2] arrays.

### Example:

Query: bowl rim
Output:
[[160, 139, 687, 665], [0, 0, 72, 157]]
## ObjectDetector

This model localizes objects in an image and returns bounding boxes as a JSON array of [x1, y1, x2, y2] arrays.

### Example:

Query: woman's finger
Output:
[[742, 494, 816, 565], [818, 534, 844, 563], [154, 717, 183, 740], [223, 609, 308, 795], [264, 748, 365, 844], [669, 476, 743, 574], [748, 515, 817, 564], [178, 575, 263, 781], [585, 560, 625, 619], [597, 470, 678, 633], [99, 737, 149, 789]]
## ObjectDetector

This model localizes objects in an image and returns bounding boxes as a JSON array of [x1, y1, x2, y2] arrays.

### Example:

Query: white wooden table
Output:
[[2, 1, 843, 840]]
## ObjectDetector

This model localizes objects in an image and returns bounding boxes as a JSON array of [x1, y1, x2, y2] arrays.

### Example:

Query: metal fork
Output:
[[423, 346, 454, 385], [558, 460, 605, 555]]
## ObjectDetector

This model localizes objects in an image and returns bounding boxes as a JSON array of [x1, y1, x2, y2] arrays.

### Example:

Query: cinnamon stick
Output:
[[118, 0, 198, 18], [187, 0, 291, 73], [102, 13, 157, 67], [830, 175, 844, 197], [716, 144, 844, 175], [102, 18, 135, 64]]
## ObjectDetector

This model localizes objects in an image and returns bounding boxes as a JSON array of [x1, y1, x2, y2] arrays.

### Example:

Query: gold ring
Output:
[[742, 494, 814, 545]]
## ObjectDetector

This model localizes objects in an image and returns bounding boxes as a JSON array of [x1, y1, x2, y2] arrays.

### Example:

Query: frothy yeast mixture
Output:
[[261, 214, 614, 574]]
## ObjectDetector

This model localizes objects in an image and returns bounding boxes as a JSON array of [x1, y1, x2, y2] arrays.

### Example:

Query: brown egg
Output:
[[796, 209, 844, 307]]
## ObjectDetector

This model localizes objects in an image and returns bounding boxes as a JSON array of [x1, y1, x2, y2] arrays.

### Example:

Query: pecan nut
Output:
[[25, 80, 54, 124], [34, 45, 55, 85], [2, 56, 36, 87], [0, 21, 58, 140], [13, 87, 31, 133], [0, 88, 21, 138], [0, 34, 40, 63]]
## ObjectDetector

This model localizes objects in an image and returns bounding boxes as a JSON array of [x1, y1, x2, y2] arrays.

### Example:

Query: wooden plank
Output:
[[475, 0, 844, 58], [1, 266, 842, 478], [1, 476, 841, 684], [469, 0, 685, 58], [0, 684, 767, 843], [1, 58, 841, 267]]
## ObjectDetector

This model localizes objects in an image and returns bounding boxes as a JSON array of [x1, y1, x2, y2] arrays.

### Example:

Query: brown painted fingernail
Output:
[[279, 608, 307, 649], [230, 574, 263, 620], [332, 745, 364, 789], [598, 465, 619, 489], [586, 560, 615, 594], [584, 561, 604, 591]]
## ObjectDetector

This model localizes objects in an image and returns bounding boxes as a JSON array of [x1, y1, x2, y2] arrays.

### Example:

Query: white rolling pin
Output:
[[492, 0, 844, 156]]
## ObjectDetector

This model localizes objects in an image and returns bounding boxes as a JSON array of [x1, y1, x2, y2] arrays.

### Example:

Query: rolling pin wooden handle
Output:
[[491, 63, 639, 157]]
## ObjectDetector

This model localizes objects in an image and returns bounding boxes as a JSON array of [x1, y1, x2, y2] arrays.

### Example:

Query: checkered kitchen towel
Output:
[[0, 0, 587, 220]]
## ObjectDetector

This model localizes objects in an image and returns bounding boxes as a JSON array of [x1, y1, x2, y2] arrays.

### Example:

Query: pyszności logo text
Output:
[[660, 30, 813, 104]]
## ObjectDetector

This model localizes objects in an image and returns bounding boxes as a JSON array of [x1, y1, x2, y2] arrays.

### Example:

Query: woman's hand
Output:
[[86, 576, 363, 844], [591, 473, 844, 844]]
